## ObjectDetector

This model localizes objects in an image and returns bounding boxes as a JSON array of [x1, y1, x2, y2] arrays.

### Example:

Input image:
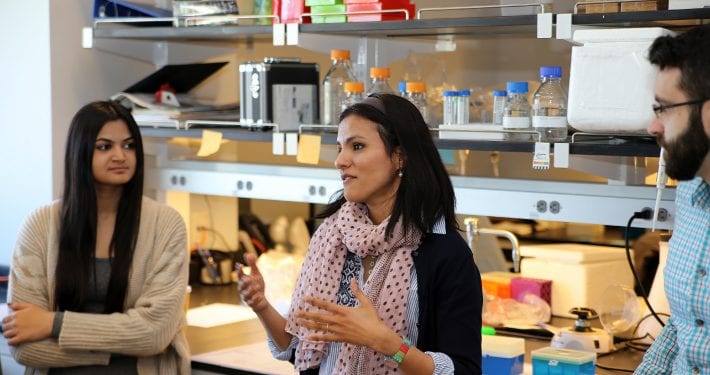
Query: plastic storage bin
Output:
[[567, 27, 675, 134], [520, 243, 633, 317], [482, 335, 525, 375], [532, 347, 596, 375]]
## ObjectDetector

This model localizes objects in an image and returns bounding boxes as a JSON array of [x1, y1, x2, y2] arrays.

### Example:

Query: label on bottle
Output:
[[503, 116, 530, 129], [532, 116, 567, 128]]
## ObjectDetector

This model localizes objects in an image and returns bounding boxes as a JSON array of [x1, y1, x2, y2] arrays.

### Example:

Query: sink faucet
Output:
[[464, 217, 521, 273]]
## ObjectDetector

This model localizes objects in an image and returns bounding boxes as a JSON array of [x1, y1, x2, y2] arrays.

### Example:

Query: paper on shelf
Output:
[[192, 341, 296, 374], [296, 134, 321, 164], [197, 130, 223, 157], [186, 303, 257, 328]]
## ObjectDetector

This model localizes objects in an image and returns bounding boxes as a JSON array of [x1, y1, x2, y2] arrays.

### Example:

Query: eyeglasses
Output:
[[652, 99, 707, 119]]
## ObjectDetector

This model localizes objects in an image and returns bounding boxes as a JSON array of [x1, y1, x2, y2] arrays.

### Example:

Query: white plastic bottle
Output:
[[442, 90, 458, 125], [366, 67, 395, 95], [492, 90, 507, 125], [406, 81, 429, 124], [457, 89, 471, 124], [532, 65, 568, 142], [503, 81, 532, 142], [323, 49, 355, 125], [340, 81, 365, 113]]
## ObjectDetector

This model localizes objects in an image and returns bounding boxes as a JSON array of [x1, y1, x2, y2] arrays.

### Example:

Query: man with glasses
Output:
[[635, 24, 710, 375]]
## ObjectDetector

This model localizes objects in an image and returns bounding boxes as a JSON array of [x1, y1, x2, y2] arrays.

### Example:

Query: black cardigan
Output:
[[413, 227, 483, 374], [298, 227, 483, 374]]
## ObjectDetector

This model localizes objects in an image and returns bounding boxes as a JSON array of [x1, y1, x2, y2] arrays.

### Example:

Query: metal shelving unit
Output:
[[92, 8, 710, 42], [95, 8, 705, 228], [140, 127, 660, 156]]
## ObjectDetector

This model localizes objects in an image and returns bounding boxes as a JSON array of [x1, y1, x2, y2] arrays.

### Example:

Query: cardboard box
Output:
[[621, 0, 668, 11], [578, 3, 620, 13]]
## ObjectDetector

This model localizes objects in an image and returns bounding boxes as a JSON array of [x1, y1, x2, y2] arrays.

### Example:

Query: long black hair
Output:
[[55, 101, 144, 313], [318, 93, 457, 238]]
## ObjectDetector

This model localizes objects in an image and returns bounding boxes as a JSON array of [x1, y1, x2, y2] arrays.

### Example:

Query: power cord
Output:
[[596, 363, 635, 373], [626, 210, 666, 328]]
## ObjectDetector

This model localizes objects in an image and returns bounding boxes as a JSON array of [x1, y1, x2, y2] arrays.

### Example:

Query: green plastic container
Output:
[[310, 4, 346, 23], [305, 0, 343, 6], [531, 347, 596, 375]]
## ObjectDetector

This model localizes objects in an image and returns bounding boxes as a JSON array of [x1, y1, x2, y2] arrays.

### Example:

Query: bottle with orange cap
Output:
[[405, 81, 429, 125], [341, 81, 365, 113], [323, 49, 355, 125], [366, 67, 395, 95]]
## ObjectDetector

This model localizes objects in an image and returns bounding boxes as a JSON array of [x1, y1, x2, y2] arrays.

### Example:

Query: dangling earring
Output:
[[398, 169, 403, 178]]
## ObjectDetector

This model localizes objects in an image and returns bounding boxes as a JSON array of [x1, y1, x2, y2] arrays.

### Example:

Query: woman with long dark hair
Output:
[[239, 94, 482, 374], [5, 101, 190, 374]]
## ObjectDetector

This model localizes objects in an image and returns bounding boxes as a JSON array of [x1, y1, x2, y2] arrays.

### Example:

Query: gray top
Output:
[[49, 258, 138, 375]]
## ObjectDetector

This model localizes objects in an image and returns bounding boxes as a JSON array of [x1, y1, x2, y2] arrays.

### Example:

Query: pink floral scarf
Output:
[[285, 201, 422, 373]]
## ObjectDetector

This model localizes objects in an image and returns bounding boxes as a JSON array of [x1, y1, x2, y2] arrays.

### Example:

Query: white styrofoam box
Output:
[[439, 124, 505, 140], [520, 243, 634, 317], [669, 0, 710, 9], [482, 335, 526, 358], [567, 28, 675, 134]]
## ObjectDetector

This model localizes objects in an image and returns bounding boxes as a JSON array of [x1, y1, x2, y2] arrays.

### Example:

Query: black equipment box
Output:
[[239, 58, 319, 130]]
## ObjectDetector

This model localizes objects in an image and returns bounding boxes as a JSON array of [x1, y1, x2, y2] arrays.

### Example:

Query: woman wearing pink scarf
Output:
[[238, 93, 482, 374]]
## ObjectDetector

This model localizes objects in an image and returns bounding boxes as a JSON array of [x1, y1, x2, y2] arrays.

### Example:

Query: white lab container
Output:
[[482, 335, 525, 375], [520, 243, 634, 317], [567, 27, 675, 134]]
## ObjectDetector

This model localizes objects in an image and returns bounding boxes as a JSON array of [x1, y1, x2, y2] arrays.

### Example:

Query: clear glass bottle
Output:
[[406, 81, 429, 124], [457, 89, 471, 124], [503, 81, 532, 141], [492, 90, 507, 125], [442, 90, 458, 125], [366, 67, 395, 95], [532, 65, 568, 142], [340, 81, 365, 113], [322, 49, 355, 125]]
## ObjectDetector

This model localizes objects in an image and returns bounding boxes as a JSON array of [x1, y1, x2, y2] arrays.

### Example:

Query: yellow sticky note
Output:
[[196, 130, 223, 157], [296, 134, 321, 165]]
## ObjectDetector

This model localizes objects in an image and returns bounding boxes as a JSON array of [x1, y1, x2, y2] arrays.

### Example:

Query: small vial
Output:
[[457, 90, 471, 124], [442, 91, 458, 125], [398, 81, 407, 97], [492, 90, 507, 125]]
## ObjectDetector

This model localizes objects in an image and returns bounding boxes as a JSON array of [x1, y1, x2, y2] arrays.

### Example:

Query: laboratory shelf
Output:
[[93, 8, 710, 42], [572, 8, 710, 28], [139, 127, 660, 157]]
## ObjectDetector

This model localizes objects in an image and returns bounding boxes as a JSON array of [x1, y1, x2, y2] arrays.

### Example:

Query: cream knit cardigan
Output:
[[9, 197, 190, 375]]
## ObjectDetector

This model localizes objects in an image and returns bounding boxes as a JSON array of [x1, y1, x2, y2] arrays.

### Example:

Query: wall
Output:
[[0, 0, 153, 266], [0, 1, 53, 267]]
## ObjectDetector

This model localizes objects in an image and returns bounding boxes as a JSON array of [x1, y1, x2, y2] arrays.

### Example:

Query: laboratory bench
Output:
[[187, 283, 645, 374]]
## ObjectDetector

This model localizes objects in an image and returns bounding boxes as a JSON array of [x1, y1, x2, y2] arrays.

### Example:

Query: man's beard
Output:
[[659, 110, 710, 181]]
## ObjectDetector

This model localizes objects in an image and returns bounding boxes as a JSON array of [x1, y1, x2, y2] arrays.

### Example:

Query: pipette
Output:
[[652, 148, 667, 232]]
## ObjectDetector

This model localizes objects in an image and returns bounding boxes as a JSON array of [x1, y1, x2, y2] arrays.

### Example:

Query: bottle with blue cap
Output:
[[503, 82, 532, 141], [532, 65, 568, 142], [457, 90, 471, 124], [442, 90, 458, 125]]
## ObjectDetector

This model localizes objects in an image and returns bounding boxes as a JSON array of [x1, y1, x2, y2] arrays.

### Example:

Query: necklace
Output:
[[364, 255, 378, 280]]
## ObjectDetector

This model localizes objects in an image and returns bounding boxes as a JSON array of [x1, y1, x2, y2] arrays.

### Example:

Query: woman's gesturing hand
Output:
[[2, 302, 54, 346], [294, 279, 401, 355], [237, 253, 270, 313]]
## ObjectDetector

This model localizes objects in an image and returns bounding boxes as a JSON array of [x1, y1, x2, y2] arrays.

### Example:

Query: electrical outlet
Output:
[[657, 208, 669, 222], [549, 201, 561, 214], [536, 200, 547, 213]]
